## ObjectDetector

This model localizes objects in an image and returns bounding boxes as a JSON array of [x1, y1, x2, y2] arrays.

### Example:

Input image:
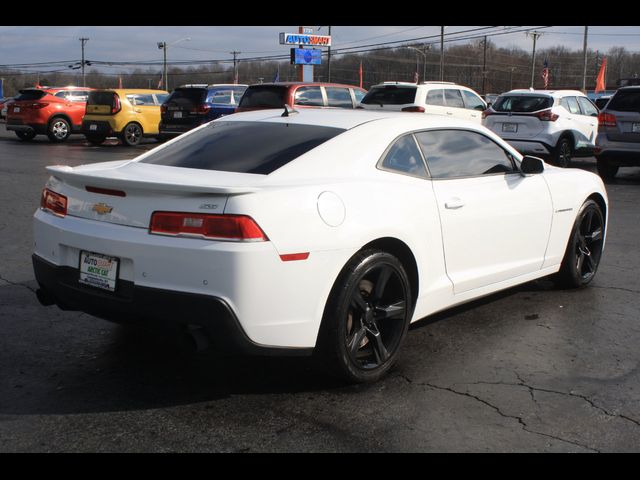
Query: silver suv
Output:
[[482, 89, 599, 167], [595, 86, 640, 179]]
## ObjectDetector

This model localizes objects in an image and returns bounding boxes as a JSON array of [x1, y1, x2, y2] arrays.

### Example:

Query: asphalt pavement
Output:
[[1, 126, 639, 452]]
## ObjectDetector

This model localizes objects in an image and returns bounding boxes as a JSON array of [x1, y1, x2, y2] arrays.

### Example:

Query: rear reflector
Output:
[[279, 252, 310, 262], [150, 212, 268, 241], [41, 188, 67, 217], [85, 186, 127, 197]]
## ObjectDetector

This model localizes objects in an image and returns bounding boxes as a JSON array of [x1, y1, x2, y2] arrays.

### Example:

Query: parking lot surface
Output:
[[1, 128, 639, 452]]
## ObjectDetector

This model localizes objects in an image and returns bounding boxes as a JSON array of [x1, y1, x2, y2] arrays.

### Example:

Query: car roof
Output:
[[248, 82, 364, 90], [95, 89, 170, 95], [222, 106, 483, 131], [505, 89, 585, 97]]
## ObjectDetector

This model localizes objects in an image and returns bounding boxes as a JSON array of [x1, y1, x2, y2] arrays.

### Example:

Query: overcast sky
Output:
[[1, 26, 639, 73]]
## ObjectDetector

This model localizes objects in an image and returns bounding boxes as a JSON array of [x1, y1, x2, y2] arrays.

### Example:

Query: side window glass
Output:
[[564, 97, 581, 115], [294, 86, 324, 106], [415, 129, 515, 179], [353, 89, 366, 104], [379, 134, 428, 178], [425, 89, 445, 106], [577, 97, 598, 116], [325, 87, 353, 108], [444, 89, 465, 108], [462, 90, 486, 111]]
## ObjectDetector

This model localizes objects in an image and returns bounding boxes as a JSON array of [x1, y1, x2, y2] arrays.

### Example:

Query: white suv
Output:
[[359, 81, 487, 123], [482, 89, 599, 167]]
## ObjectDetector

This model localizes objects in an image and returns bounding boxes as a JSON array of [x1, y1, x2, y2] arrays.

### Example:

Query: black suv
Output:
[[159, 84, 247, 139]]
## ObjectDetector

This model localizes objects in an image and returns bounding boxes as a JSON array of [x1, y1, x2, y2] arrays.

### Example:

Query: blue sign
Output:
[[290, 48, 322, 65]]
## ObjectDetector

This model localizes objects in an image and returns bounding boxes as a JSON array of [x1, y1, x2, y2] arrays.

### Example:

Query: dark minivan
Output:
[[159, 84, 247, 138], [595, 86, 640, 179]]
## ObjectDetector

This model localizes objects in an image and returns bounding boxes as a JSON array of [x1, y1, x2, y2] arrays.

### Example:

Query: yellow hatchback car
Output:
[[82, 89, 169, 146]]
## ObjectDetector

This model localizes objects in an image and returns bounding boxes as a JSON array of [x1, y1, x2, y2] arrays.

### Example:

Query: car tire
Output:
[[553, 199, 605, 289], [47, 117, 71, 143], [553, 137, 572, 168], [596, 157, 619, 180], [15, 130, 36, 141], [315, 249, 413, 384], [85, 134, 106, 146], [120, 122, 143, 146]]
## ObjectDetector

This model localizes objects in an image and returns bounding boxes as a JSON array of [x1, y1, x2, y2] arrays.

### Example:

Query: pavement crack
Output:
[[591, 285, 640, 295], [393, 373, 600, 452], [0, 273, 36, 294]]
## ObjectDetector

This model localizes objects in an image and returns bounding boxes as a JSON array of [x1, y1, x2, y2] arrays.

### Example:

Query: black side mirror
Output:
[[520, 155, 545, 175]]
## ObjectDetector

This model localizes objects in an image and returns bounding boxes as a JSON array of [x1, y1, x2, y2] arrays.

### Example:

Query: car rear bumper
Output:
[[32, 208, 341, 351], [596, 135, 640, 164], [82, 120, 115, 137], [6, 121, 47, 135], [32, 253, 311, 356]]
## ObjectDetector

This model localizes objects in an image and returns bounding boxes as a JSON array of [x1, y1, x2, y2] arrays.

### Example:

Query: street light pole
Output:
[[157, 38, 191, 91], [407, 45, 430, 83], [527, 31, 543, 89], [440, 26, 445, 81], [582, 26, 589, 93]]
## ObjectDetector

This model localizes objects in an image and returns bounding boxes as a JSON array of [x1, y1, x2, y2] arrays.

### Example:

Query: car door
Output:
[[423, 88, 450, 117], [560, 96, 595, 150], [443, 88, 472, 121], [461, 89, 487, 124], [576, 96, 599, 148], [415, 128, 553, 294], [130, 94, 160, 134]]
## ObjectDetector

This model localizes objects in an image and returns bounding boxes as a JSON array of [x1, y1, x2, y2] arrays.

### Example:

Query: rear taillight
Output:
[[161, 105, 167, 114], [41, 188, 67, 217], [149, 212, 268, 241], [481, 109, 494, 119], [193, 105, 211, 114], [534, 109, 559, 122], [401, 106, 426, 113], [112, 95, 121, 114], [598, 112, 617, 127], [31, 103, 49, 109]]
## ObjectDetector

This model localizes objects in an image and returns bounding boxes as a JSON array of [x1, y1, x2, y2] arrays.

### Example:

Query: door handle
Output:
[[445, 198, 465, 209], [134, 108, 142, 113], [446, 111, 453, 116]]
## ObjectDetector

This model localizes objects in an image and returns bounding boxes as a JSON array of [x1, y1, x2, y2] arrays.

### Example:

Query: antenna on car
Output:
[[281, 104, 299, 117]]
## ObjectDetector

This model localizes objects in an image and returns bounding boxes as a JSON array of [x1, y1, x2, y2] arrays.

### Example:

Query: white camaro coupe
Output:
[[33, 108, 608, 383]]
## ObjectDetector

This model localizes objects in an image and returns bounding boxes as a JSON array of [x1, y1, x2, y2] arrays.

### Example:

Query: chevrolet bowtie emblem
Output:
[[92, 203, 113, 215]]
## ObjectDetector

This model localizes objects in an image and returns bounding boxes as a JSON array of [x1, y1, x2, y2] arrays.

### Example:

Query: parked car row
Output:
[[5, 81, 639, 179]]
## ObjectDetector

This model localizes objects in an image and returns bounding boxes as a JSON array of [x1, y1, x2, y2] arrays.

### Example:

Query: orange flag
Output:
[[595, 57, 607, 93]]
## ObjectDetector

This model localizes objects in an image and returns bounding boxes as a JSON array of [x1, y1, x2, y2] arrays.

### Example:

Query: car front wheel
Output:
[[316, 249, 413, 383], [553, 137, 572, 168]]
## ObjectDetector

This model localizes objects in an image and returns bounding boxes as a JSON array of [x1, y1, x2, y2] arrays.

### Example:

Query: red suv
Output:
[[235, 82, 367, 112], [6, 86, 93, 142]]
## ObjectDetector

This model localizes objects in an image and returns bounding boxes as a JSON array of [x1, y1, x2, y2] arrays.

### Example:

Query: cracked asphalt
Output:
[[1, 127, 639, 452]]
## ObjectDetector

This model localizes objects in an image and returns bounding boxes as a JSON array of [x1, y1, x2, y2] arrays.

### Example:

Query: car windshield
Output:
[[492, 95, 553, 112], [361, 86, 417, 105], [139, 121, 345, 175]]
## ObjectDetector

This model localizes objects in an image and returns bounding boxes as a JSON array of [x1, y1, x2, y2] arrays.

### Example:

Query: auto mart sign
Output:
[[279, 33, 331, 47]]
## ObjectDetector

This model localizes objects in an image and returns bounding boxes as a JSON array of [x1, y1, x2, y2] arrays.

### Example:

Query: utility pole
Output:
[[527, 31, 543, 89], [482, 36, 488, 95], [79, 37, 89, 87], [581, 26, 589, 93], [440, 26, 445, 81], [510, 67, 516, 90], [230, 51, 241, 84]]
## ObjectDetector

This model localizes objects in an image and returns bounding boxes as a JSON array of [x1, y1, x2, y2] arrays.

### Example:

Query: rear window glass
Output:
[[139, 121, 345, 175], [492, 95, 553, 112], [16, 90, 47, 101], [361, 86, 417, 106], [165, 88, 207, 107], [206, 87, 246, 105], [87, 91, 118, 107], [238, 86, 287, 109], [607, 89, 640, 112]]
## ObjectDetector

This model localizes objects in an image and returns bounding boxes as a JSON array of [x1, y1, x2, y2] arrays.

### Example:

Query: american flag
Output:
[[541, 59, 550, 89]]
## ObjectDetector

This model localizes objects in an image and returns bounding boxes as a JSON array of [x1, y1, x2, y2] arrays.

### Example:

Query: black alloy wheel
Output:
[[317, 250, 412, 383], [15, 130, 36, 141], [555, 200, 605, 288], [121, 122, 143, 146], [553, 137, 572, 168]]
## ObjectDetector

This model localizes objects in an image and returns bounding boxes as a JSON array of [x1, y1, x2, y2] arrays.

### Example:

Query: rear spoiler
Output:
[[46, 165, 260, 196]]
